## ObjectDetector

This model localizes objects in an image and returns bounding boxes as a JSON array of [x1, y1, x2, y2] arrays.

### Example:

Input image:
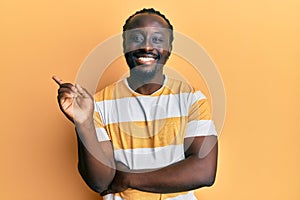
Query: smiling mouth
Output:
[[134, 53, 159, 65], [137, 57, 155, 63]]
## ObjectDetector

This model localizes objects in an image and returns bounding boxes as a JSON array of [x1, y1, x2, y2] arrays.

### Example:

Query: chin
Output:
[[130, 65, 158, 81], [125, 51, 166, 81]]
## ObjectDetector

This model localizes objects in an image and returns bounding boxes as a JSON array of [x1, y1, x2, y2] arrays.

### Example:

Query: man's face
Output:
[[123, 14, 172, 80]]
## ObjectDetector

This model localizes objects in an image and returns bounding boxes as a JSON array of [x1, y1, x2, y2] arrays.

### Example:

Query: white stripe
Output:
[[103, 194, 123, 200], [185, 120, 218, 137], [165, 191, 197, 200], [95, 93, 206, 125], [103, 191, 197, 200], [193, 90, 206, 104], [95, 127, 110, 142], [114, 144, 185, 170]]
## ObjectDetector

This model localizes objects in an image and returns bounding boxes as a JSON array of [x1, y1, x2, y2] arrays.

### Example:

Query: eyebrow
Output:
[[127, 30, 143, 35], [128, 31, 166, 36]]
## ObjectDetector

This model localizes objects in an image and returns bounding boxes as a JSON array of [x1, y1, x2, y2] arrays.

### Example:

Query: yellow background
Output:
[[1, 0, 299, 199]]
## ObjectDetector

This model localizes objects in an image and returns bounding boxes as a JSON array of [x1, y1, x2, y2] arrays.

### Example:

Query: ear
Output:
[[168, 44, 172, 54], [122, 32, 127, 54], [166, 44, 172, 57]]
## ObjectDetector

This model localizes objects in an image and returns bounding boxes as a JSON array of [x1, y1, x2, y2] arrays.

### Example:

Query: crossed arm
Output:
[[101, 135, 218, 195], [76, 123, 115, 193], [53, 76, 218, 195], [77, 131, 218, 195]]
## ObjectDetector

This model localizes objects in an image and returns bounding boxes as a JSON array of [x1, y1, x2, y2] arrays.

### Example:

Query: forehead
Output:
[[126, 13, 170, 30]]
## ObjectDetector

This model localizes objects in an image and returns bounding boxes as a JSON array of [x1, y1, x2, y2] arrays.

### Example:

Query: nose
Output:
[[141, 36, 154, 51]]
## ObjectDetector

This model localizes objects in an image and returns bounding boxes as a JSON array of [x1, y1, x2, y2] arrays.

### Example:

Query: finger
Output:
[[58, 83, 76, 92], [57, 92, 74, 103], [75, 84, 90, 98], [57, 88, 77, 98], [52, 76, 77, 93], [58, 97, 73, 110], [52, 75, 63, 86]]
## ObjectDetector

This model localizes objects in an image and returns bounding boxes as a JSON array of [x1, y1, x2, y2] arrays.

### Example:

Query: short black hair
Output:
[[123, 8, 173, 31], [123, 8, 174, 43]]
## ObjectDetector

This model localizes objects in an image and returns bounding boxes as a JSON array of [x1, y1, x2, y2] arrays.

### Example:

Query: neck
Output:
[[127, 73, 165, 95]]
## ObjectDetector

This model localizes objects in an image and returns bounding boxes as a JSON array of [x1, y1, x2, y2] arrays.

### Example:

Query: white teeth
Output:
[[138, 57, 155, 62]]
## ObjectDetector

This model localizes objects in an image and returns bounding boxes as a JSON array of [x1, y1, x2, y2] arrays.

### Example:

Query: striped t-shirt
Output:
[[93, 76, 217, 200]]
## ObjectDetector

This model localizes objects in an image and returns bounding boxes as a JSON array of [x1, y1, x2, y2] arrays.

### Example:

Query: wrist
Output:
[[73, 109, 94, 125], [74, 115, 93, 126], [75, 117, 94, 132], [126, 172, 139, 189]]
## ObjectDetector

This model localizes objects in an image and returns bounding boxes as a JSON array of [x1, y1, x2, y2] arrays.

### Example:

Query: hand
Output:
[[52, 75, 94, 124], [101, 162, 131, 196]]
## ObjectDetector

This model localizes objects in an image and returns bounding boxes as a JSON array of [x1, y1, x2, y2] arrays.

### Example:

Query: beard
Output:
[[124, 49, 169, 83], [129, 64, 160, 82]]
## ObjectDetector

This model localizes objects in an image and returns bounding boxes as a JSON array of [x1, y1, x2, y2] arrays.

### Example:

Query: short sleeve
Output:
[[185, 91, 218, 138], [93, 100, 111, 142]]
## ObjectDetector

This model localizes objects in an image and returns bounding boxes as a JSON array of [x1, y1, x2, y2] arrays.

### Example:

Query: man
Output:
[[53, 8, 218, 200]]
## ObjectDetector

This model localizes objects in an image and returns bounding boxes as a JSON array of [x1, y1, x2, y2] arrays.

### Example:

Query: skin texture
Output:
[[124, 13, 172, 94], [53, 12, 218, 196]]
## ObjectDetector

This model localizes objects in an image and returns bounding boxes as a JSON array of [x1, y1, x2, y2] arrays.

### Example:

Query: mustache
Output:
[[125, 48, 172, 59], [126, 49, 160, 58]]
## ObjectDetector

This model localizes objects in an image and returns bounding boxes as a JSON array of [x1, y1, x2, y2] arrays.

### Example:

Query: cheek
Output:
[[124, 43, 134, 52], [160, 48, 171, 57], [124, 38, 139, 52], [156, 43, 171, 53], [125, 43, 144, 53]]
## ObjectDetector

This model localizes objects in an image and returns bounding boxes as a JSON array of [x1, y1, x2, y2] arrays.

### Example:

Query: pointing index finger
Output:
[[52, 75, 63, 86]]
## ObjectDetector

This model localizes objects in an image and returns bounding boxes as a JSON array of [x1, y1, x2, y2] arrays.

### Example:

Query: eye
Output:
[[152, 36, 164, 44], [130, 33, 144, 43]]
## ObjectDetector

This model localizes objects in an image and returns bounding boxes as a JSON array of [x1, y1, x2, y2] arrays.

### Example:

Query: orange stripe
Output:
[[117, 188, 191, 199], [117, 188, 160, 199], [162, 191, 190, 199], [188, 99, 212, 121], [93, 111, 104, 128], [93, 77, 197, 101], [198, 98, 212, 120], [105, 117, 187, 150]]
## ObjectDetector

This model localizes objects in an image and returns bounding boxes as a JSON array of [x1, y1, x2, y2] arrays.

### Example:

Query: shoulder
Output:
[[93, 80, 124, 102], [166, 77, 206, 98], [166, 77, 193, 93]]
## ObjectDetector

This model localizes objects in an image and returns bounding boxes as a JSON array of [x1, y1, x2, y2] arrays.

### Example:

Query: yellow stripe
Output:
[[105, 117, 187, 150], [115, 188, 191, 200], [162, 191, 190, 199], [198, 98, 212, 120], [94, 77, 196, 101], [165, 77, 194, 94], [117, 188, 160, 199], [188, 99, 212, 121], [93, 111, 104, 128], [94, 81, 127, 101]]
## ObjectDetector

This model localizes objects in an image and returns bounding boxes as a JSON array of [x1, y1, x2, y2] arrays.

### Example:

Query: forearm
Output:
[[128, 144, 218, 193], [76, 120, 116, 193]]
